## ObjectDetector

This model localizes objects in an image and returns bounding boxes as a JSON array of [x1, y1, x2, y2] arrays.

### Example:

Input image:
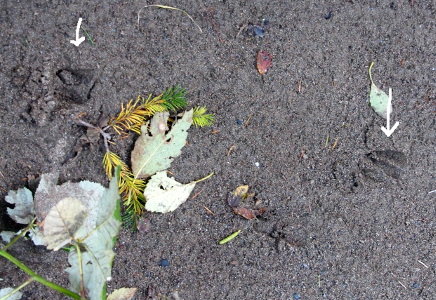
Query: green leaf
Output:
[[368, 62, 391, 119], [65, 172, 121, 300], [5, 187, 34, 224], [131, 109, 193, 178], [144, 171, 196, 213]]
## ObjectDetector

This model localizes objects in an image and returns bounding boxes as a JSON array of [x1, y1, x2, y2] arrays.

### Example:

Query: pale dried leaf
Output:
[[131, 109, 193, 178], [5, 187, 34, 224], [43, 197, 86, 250], [107, 288, 138, 300], [0, 288, 22, 300], [144, 171, 196, 213], [65, 173, 121, 300]]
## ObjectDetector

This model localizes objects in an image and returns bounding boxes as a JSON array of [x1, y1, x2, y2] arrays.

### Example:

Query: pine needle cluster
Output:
[[98, 86, 214, 226]]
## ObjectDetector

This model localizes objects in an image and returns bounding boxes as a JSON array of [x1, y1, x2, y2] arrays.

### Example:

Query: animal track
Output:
[[361, 150, 407, 182]]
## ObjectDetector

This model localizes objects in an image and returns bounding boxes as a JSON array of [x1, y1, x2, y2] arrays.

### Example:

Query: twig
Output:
[[325, 135, 329, 148], [75, 119, 111, 152], [244, 115, 252, 127], [398, 281, 407, 290], [227, 145, 235, 156], [331, 137, 339, 150], [203, 206, 215, 215], [191, 189, 204, 200], [417, 260, 429, 268], [137, 5, 202, 33]]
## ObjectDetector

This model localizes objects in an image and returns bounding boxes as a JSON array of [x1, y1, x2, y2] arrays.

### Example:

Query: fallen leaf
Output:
[[107, 288, 138, 300], [233, 207, 267, 220], [42, 197, 86, 250], [368, 62, 391, 119], [227, 185, 267, 219], [5, 187, 34, 224], [232, 207, 256, 219], [144, 171, 196, 213], [256, 50, 272, 75], [227, 185, 249, 207], [131, 110, 193, 178], [0, 288, 22, 300]]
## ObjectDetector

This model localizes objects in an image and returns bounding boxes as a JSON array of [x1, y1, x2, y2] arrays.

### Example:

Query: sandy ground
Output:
[[1, 1, 435, 299]]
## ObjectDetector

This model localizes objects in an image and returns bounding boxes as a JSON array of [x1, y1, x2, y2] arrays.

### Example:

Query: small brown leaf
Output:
[[256, 51, 272, 75], [233, 207, 256, 219], [233, 207, 267, 220], [227, 185, 249, 207]]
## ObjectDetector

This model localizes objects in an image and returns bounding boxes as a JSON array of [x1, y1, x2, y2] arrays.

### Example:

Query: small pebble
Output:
[[254, 162, 260, 167], [325, 11, 333, 20], [159, 259, 170, 267], [253, 25, 265, 37], [293, 293, 301, 300]]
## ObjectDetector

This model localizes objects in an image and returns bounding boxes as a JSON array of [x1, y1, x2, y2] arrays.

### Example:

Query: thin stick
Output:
[[417, 260, 429, 268], [137, 5, 202, 33], [331, 137, 339, 150], [227, 145, 235, 156], [204, 206, 215, 215], [398, 281, 407, 289], [191, 189, 204, 199]]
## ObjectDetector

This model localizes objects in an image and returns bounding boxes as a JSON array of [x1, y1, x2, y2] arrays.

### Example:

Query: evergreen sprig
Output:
[[193, 106, 215, 127], [160, 86, 188, 111], [79, 86, 213, 228]]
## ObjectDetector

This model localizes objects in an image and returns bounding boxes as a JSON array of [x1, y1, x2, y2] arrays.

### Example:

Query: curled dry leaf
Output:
[[227, 185, 266, 220], [233, 207, 267, 220], [256, 50, 272, 75]]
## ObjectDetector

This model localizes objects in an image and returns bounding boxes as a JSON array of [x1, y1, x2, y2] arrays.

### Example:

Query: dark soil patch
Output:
[[1, 1, 435, 299]]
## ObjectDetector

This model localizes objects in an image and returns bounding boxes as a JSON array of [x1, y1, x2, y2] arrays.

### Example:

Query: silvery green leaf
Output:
[[5, 187, 34, 224]]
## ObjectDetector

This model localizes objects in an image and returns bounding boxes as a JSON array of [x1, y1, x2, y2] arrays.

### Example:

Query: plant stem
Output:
[[2, 218, 36, 251], [368, 61, 374, 85], [0, 250, 81, 299], [194, 172, 214, 183], [74, 243, 86, 298], [0, 278, 34, 300]]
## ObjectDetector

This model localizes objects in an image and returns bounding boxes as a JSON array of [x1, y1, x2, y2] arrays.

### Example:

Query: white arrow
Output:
[[381, 88, 399, 137], [70, 18, 85, 47]]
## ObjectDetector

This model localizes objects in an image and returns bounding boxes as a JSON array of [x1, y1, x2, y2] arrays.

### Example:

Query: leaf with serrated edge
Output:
[[43, 197, 86, 251], [131, 109, 193, 178], [65, 172, 121, 300], [144, 171, 196, 213], [5, 187, 34, 224]]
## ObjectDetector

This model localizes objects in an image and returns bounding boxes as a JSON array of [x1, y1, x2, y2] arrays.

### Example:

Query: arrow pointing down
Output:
[[70, 18, 85, 47], [381, 88, 399, 137]]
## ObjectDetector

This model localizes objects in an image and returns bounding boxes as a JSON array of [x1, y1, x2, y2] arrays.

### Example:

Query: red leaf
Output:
[[256, 51, 272, 75], [233, 207, 267, 220], [233, 207, 256, 219]]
